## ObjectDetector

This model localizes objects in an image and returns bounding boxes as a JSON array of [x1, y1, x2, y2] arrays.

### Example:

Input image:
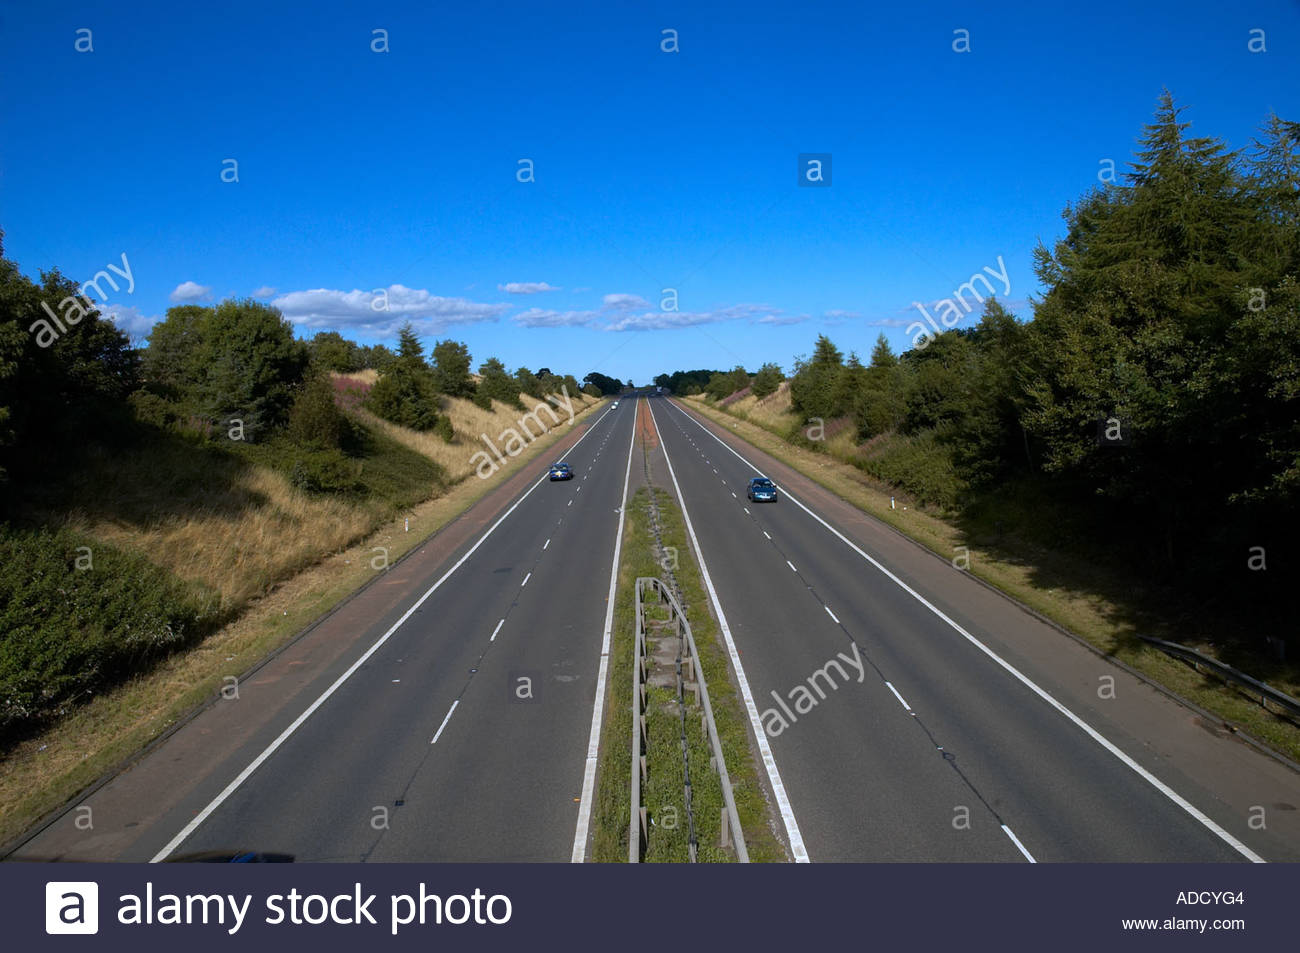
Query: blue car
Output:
[[746, 477, 777, 502], [549, 462, 574, 481]]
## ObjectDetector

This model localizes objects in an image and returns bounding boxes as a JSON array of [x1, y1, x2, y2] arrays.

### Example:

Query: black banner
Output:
[[7, 863, 1287, 950]]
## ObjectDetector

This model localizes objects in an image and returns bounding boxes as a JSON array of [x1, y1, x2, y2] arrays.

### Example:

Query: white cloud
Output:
[[604, 311, 720, 332], [271, 284, 508, 333], [602, 293, 651, 310], [170, 280, 211, 303], [824, 309, 862, 320], [499, 281, 560, 294], [510, 294, 793, 333], [513, 308, 600, 328], [252, 285, 277, 297], [605, 304, 781, 332]]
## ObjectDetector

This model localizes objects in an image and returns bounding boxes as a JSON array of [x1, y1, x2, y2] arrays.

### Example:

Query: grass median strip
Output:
[[591, 486, 786, 862]]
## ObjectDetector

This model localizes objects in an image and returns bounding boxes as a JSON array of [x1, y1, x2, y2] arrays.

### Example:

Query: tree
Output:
[[0, 236, 140, 481], [308, 331, 361, 372], [478, 357, 523, 408], [515, 366, 542, 399], [142, 305, 208, 399], [789, 334, 844, 419], [357, 343, 397, 372], [583, 371, 622, 396], [287, 371, 347, 451], [191, 299, 306, 440], [856, 335, 907, 438], [704, 372, 732, 400], [365, 323, 440, 430], [831, 353, 866, 419], [750, 362, 784, 398], [431, 339, 474, 397], [365, 360, 440, 431], [395, 323, 426, 366]]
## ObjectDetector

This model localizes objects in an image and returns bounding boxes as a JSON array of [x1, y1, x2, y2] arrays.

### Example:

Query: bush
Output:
[[435, 414, 456, 443], [286, 447, 363, 494], [0, 525, 217, 735], [859, 431, 965, 510], [364, 363, 440, 431], [287, 374, 346, 450]]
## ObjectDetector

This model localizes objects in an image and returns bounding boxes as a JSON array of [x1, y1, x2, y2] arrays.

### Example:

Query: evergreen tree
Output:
[[478, 357, 524, 408], [750, 362, 784, 398], [431, 339, 474, 397]]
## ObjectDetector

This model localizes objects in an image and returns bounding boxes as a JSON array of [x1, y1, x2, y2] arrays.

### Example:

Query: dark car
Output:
[[549, 462, 574, 481], [746, 477, 777, 502]]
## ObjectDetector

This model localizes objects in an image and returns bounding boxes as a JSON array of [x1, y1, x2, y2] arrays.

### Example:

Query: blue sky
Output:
[[2, 1, 1296, 383]]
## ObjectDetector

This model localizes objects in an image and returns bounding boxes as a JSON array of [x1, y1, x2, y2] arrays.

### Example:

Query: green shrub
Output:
[[364, 365, 440, 431], [287, 374, 346, 450], [0, 525, 217, 735], [434, 415, 456, 443], [286, 447, 363, 494], [859, 430, 965, 510]]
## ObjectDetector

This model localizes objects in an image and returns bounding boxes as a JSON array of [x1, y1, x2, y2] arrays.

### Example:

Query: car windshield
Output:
[[753, 480, 772, 488]]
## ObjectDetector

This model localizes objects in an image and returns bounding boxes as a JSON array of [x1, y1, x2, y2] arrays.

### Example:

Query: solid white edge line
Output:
[[664, 398, 1266, 864], [824, 605, 840, 625], [647, 399, 810, 863], [884, 680, 912, 712], [570, 401, 637, 862], [431, 699, 460, 744], [491, 619, 505, 642], [149, 402, 617, 863], [1001, 824, 1037, 863]]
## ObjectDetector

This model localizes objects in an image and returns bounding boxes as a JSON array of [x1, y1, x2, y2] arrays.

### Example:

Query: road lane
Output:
[[132, 399, 637, 862], [647, 398, 1021, 862]]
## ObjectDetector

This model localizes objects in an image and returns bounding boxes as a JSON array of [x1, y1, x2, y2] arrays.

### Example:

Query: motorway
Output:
[[9, 394, 1300, 863], [12, 399, 638, 863], [642, 396, 1300, 863]]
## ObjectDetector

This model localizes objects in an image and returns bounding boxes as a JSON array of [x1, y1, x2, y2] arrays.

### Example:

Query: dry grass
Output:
[[345, 368, 379, 385], [702, 382, 800, 435], [341, 387, 593, 482], [63, 466, 373, 612]]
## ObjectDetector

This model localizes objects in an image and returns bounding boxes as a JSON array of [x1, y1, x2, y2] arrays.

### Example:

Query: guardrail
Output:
[[1139, 636, 1300, 720], [631, 576, 749, 862]]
